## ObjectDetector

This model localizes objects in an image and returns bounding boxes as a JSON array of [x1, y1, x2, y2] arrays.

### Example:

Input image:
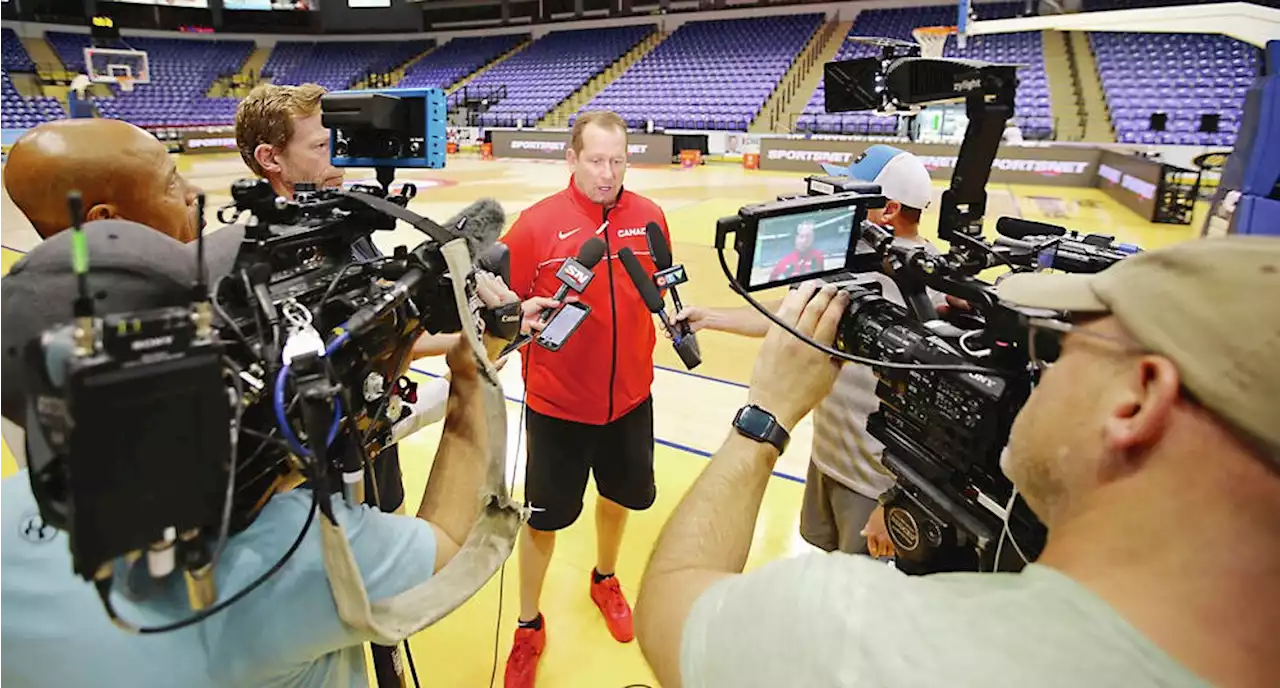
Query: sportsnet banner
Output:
[[181, 129, 239, 155], [757, 138, 1101, 187], [490, 130, 674, 166]]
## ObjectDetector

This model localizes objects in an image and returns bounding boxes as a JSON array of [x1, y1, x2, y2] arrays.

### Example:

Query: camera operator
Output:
[[2, 119, 205, 468], [3, 119, 201, 243], [637, 237, 1280, 688], [673, 145, 940, 557], [0, 220, 516, 686], [234, 82, 486, 518]]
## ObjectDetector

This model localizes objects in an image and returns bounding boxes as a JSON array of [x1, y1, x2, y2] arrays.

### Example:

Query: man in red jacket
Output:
[[501, 110, 672, 688]]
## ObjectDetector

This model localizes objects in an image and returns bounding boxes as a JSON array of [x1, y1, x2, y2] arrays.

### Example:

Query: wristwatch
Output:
[[732, 404, 790, 453]]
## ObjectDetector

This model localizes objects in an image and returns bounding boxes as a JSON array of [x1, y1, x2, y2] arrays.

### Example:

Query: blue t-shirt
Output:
[[1, 473, 436, 687]]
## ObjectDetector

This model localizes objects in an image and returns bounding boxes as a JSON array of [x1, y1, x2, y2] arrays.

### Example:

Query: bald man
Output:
[[4, 119, 199, 242]]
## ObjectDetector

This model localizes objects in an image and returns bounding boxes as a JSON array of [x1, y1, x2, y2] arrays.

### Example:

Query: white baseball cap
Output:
[[822, 144, 934, 211]]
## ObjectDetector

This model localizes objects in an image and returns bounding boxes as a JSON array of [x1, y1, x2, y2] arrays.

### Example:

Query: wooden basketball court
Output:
[[0, 151, 1202, 687]]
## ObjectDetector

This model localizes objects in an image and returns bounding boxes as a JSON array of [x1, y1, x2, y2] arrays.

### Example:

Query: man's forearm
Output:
[[414, 368, 486, 548], [645, 432, 778, 578], [702, 302, 777, 339], [411, 333, 459, 359]]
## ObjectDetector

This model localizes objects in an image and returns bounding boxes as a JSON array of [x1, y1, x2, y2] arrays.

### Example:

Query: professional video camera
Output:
[[17, 88, 519, 632], [716, 47, 1142, 574]]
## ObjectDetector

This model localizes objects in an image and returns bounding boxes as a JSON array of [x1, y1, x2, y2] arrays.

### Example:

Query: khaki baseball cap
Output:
[[996, 236, 1280, 458]]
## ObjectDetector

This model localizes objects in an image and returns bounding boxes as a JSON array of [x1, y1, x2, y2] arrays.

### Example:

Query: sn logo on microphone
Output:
[[654, 265, 688, 289], [559, 260, 594, 290]]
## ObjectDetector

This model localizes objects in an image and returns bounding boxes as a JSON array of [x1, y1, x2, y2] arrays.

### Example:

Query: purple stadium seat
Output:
[[399, 34, 527, 90], [263, 39, 430, 92], [577, 14, 823, 132], [1091, 31, 1261, 147], [472, 26, 652, 127]]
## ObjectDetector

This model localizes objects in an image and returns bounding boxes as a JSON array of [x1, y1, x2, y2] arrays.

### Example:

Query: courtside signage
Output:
[[758, 138, 1100, 186]]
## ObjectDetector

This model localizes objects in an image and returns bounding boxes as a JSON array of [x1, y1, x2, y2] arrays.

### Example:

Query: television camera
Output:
[[716, 46, 1142, 574], [16, 88, 519, 637]]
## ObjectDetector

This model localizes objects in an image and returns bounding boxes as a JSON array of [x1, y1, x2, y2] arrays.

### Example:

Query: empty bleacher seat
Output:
[[1091, 31, 1261, 147], [578, 14, 823, 132], [471, 26, 653, 127], [399, 34, 527, 90]]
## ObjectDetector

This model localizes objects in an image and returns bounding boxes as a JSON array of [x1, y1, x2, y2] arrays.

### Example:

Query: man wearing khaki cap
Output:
[[635, 237, 1279, 688]]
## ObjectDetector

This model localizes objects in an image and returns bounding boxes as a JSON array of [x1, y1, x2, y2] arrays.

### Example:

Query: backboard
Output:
[[84, 47, 151, 86]]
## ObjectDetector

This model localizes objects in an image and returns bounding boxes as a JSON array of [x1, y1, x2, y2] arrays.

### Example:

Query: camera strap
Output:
[[319, 237, 526, 644], [339, 191, 455, 247]]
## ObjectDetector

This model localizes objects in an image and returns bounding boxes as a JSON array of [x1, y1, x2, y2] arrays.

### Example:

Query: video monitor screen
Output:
[[748, 206, 856, 288]]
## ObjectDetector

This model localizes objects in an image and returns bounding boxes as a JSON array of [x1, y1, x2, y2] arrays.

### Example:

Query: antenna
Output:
[[193, 192, 208, 302], [67, 191, 94, 319]]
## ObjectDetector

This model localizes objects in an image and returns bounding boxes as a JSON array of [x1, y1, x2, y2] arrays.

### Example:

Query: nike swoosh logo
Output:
[[558, 228, 581, 240]]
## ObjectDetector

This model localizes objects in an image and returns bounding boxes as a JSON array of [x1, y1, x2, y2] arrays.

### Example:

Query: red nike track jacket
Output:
[[504, 177, 671, 425]]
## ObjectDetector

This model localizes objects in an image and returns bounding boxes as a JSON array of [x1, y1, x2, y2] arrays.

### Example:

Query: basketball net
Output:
[[913, 26, 957, 58], [118, 77, 134, 92]]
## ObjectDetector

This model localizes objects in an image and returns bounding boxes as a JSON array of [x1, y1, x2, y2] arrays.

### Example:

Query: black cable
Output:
[[715, 247, 1014, 376], [209, 357, 246, 576], [95, 485, 320, 634], [212, 273, 255, 357], [490, 355, 532, 688], [405, 640, 422, 687]]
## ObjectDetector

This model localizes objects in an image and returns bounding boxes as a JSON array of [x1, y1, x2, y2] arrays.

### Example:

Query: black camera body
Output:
[[716, 50, 1142, 574], [21, 176, 479, 606]]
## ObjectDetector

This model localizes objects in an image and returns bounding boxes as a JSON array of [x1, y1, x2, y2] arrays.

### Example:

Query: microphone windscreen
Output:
[[645, 222, 672, 270], [445, 198, 506, 257], [618, 247, 665, 314], [576, 237, 607, 268], [475, 242, 511, 284], [996, 217, 1066, 240]]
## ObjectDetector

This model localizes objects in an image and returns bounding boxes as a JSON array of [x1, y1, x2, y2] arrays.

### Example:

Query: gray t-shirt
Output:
[[681, 555, 1207, 687], [811, 235, 945, 499]]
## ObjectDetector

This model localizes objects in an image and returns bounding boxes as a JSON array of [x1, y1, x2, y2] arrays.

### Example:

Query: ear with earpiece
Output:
[[85, 204, 118, 222]]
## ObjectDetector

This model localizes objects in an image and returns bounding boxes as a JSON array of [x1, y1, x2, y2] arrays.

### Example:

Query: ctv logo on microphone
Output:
[[654, 265, 687, 289], [558, 259, 595, 290]]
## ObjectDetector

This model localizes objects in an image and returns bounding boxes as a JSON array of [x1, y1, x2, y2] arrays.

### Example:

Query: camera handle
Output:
[[936, 69, 1016, 253]]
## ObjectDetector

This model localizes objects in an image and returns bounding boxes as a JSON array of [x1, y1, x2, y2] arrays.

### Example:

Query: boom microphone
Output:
[[995, 217, 1066, 240], [619, 247, 701, 370], [445, 198, 507, 257]]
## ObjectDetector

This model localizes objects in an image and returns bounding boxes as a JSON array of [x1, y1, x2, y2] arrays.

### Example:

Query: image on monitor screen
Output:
[[749, 206, 856, 287]]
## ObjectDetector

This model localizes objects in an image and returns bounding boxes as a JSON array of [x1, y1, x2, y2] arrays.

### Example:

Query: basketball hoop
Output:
[[912, 26, 956, 59]]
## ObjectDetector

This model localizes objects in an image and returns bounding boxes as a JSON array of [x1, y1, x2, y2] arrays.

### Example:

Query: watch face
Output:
[[737, 406, 775, 437]]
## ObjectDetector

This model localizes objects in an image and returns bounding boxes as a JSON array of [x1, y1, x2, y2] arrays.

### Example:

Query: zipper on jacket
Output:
[[602, 204, 617, 425]]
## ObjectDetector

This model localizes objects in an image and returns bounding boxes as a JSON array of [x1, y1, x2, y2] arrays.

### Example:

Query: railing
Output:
[[763, 21, 833, 131]]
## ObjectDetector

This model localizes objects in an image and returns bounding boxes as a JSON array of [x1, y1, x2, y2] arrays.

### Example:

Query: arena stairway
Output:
[[447, 38, 531, 95], [1044, 30, 1085, 141], [759, 19, 850, 134], [207, 44, 272, 98], [539, 30, 666, 129], [1066, 31, 1115, 142], [353, 44, 438, 90]]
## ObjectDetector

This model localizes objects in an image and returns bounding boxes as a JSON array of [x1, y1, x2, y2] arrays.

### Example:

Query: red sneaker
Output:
[[589, 573, 634, 643], [504, 619, 546, 688]]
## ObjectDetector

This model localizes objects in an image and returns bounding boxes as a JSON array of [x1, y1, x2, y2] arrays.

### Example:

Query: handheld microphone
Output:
[[537, 237, 606, 325], [619, 247, 701, 370], [501, 237, 607, 357], [644, 222, 693, 337], [995, 217, 1066, 240]]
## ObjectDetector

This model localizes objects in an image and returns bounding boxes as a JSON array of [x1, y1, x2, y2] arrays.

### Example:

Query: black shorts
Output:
[[524, 397, 656, 531]]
